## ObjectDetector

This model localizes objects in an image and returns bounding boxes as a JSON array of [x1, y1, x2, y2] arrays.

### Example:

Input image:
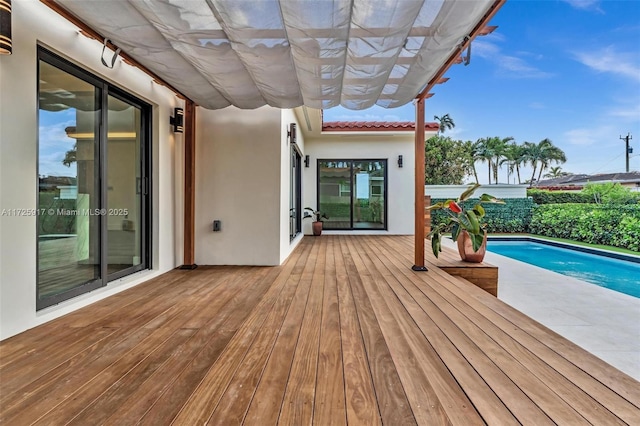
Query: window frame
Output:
[[36, 46, 152, 310], [316, 159, 388, 231]]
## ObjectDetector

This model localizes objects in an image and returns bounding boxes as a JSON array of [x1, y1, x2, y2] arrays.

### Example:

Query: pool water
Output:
[[487, 240, 640, 298]]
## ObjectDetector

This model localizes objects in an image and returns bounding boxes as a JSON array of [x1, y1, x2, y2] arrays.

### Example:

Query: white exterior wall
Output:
[[304, 135, 416, 235], [0, 1, 181, 339], [425, 184, 528, 199], [279, 110, 305, 263], [195, 106, 283, 265]]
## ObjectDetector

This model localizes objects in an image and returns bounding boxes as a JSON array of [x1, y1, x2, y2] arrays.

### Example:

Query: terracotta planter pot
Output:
[[312, 221, 323, 236], [457, 230, 487, 263]]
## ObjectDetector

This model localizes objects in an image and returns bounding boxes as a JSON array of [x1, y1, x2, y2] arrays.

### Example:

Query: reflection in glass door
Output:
[[37, 59, 102, 305], [37, 47, 150, 309], [107, 95, 143, 278], [318, 160, 387, 230], [353, 161, 386, 229]]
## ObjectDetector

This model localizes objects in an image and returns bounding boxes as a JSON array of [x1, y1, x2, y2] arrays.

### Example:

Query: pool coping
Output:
[[487, 235, 640, 264]]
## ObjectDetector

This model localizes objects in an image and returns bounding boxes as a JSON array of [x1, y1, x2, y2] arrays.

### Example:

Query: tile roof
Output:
[[322, 121, 440, 132], [536, 172, 640, 187]]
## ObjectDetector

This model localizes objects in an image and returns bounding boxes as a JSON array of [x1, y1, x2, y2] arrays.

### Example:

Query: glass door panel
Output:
[[37, 60, 101, 304], [318, 159, 387, 230], [353, 160, 386, 229], [106, 95, 142, 277], [318, 161, 352, 229]]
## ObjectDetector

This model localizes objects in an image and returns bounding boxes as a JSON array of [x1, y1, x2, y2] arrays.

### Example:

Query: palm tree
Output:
[[468, 140, 484, 184], [544, 166, 568, 178], [500, 142, 525, 184], [525, 139, 567, 185], [537, 143, 567, 182], [474, 137, 494, 184], [434, 114, 455, 134], [484, 136, 513, 184]]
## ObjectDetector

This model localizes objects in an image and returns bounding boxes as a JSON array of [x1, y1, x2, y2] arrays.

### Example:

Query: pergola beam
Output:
[[412, 0, 506, 270]]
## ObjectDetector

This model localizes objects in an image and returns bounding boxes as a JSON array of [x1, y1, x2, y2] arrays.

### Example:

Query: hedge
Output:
[[430, 198, 534, 233], [38, 192, 76, 235], [527, 189, 593, 204], [530, 203, 640, 251]]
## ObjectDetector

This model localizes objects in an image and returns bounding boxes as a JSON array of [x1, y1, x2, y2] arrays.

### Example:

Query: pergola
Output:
[[43, 0, 505, 269]]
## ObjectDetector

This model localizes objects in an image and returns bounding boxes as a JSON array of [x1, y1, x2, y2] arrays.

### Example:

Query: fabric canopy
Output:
[[55, 0, 496, 110]]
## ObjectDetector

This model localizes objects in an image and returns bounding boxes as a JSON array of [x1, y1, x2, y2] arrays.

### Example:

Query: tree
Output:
[[474, 137, 494, 185], [62, 143, 77, 167], [434, 114, 455, 134], [501, 142, 527, 184], [424, 135, 472, 184], [468, 140, 484, 184], [524, 139, 567, 185], [543, 166, 568, 178], [487, 136, 514, 184], [475, 136, 512, 184]]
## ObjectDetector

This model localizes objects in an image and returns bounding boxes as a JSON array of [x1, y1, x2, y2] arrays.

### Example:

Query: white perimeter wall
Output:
[[304, 135, 415, 235], [0, 1, 181, 339], [196, 106, 294, 266], [425, 184, 528, 199]]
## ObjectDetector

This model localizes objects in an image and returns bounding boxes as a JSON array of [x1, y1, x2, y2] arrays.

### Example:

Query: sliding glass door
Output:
[[318, 160, 387, 230], [37, 48, 150, 309]]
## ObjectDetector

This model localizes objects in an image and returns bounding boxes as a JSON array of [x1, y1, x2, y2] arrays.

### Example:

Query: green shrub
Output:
[[527, 189, 593, 204], [430, 198, 534, 233], [38, 192, 76, 235], [582, 182, 640, 204], [530, 204, 640, 251]]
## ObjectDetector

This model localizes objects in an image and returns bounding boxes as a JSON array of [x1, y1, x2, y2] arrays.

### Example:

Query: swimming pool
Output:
[[487, 238, 640, 298]]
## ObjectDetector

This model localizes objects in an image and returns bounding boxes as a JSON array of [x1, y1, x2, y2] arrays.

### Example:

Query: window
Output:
[[318, 160, 387, 230], [289, 145, 302, 240], [37, 47, 151, 309]]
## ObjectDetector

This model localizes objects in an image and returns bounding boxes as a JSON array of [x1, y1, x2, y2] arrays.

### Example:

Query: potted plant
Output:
[[304, 207, 328, 236], [426, 183, 504, 262]]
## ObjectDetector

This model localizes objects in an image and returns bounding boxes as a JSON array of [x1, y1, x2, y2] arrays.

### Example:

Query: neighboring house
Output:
[[0, 0, 499, 339], [536, 172, 640, 192]]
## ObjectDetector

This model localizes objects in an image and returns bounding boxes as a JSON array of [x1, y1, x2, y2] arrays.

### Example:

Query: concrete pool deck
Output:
[[441, 238, 640, 380]]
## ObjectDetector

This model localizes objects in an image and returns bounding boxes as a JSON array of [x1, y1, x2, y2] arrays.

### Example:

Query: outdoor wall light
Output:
[[288, 123, 296, 144], [304, 155, 310, 167], [398, 155, 403, 168], [170, 107, 184, 133], [0, 0, 11, 55]]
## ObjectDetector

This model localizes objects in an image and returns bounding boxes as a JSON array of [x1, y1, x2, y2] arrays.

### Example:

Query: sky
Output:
[[323, 0, 640, 185]]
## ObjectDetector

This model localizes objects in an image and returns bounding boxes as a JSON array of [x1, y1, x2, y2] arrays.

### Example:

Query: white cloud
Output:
[[564, 125, 615, 146], [608, 102, 640, 120], [474, 40, 553, 79], [574, 46, 640, 82], [529, 102, 545, 109], [561, 0, 603, 12]]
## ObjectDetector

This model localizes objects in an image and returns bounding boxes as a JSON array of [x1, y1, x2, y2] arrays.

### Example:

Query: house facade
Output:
[[0, 1, 445, 339]]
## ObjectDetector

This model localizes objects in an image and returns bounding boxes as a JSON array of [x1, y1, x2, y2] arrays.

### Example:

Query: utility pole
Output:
[[620, 133, 632, 173]]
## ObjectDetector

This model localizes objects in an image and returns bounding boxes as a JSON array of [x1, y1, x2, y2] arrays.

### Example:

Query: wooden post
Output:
[[181, 100, 197, 269], [413, 99, 427, 271]]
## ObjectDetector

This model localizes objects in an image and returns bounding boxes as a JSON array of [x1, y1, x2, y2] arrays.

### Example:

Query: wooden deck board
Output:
[[1, 235, 638, 425]]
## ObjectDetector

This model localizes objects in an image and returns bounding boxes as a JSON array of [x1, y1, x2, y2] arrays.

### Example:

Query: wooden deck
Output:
[[1, 235, 638, 425]]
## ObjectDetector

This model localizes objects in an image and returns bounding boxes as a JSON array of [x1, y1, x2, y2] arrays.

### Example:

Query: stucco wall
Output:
[[303, 135, 416, 235], [195, 106, 283, 265], [425, 184, 528, 199], [279, 110, 305, 263], [0, 1, 180, 339]]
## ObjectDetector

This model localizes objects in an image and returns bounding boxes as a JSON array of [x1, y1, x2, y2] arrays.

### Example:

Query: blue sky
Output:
[[324, 0, 640, 184]]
